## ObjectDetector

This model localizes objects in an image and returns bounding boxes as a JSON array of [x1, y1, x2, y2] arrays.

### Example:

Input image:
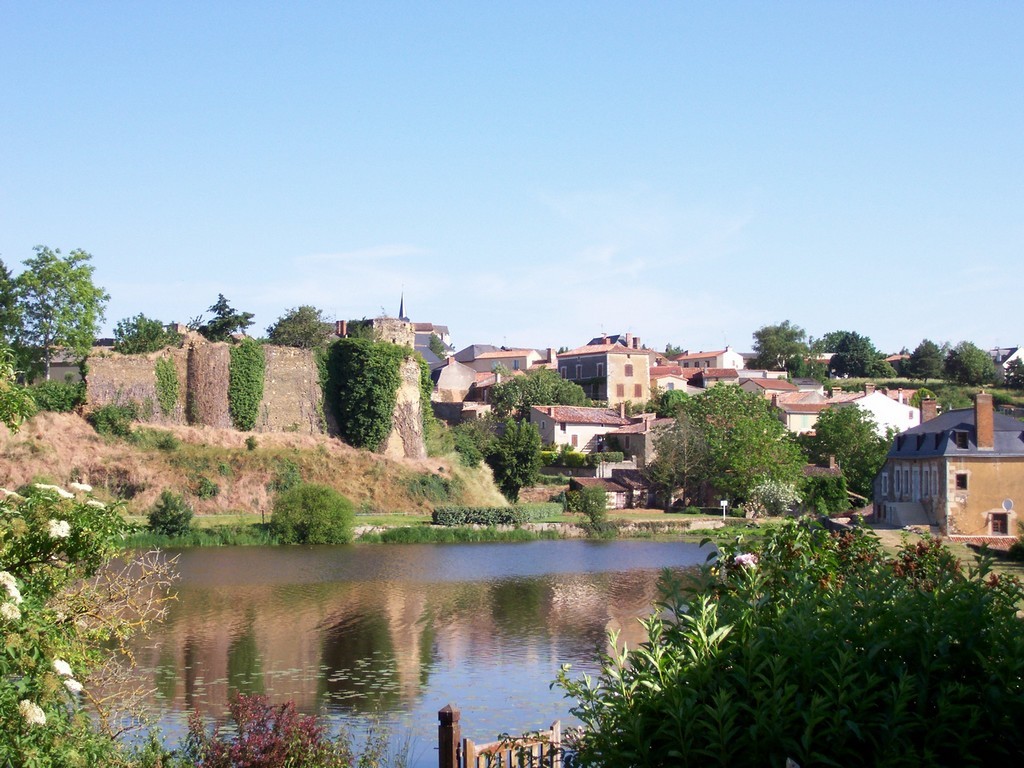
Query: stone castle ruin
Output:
[[85, 328, 427, 459]]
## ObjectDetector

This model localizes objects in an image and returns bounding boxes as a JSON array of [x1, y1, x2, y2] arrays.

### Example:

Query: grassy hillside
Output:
[[0, 412, 506, 517]]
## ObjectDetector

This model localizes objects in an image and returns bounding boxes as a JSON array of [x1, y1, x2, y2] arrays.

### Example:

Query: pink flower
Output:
[[734, 552, 759, 569]]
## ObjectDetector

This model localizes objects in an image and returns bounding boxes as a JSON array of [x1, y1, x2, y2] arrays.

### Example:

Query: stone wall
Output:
[[86, 338, 424, 452], [381, 357, 427, 460], [86, 348, 188, 425], [371, 317, 415, 347]]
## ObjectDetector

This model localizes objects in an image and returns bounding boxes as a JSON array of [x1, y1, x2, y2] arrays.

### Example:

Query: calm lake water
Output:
[[133, 540, 710, 766]]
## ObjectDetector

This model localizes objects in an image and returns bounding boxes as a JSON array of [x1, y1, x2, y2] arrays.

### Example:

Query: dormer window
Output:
[[954, 431, 969, 449]]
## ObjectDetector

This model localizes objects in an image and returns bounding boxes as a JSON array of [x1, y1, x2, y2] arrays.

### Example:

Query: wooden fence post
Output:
[[438, 704, 461, 768]]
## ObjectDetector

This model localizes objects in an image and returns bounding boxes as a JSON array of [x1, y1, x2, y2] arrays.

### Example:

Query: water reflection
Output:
[[132, 540, 709, 764]]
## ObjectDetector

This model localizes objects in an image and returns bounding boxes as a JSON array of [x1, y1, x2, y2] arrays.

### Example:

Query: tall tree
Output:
[[0, 259, 20, 345], [490, 367, 588, 421], [112, 314, 181, 354], [905, 339, 946, 382], [266, 305, 331, 348], [1005, 359, 1024, 391], [818, 330, 893, 378], [800, 406, 891, 499], [486, 420, 542, 502], [750, 320, 809, 372], [944, 341, 996, 386], [194, 294, 254, 342], [684, 384, 805, 502], [643, 415, 707, 510], [15, 246, 109, 380]]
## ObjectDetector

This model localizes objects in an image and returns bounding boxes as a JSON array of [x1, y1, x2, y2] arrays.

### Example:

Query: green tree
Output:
[[266, 305, 331, 348], [944, 340, 996, 386], [799, 406, 890, 498], [428, 332, 447, 358], [271, 482, 355, 544], [664, 343, 684, 357], [684, 385, 805, 502], [490, 367, 588, 421], [112, 314, 181, 354], [750, 320, 809, 372], [147, 491, 194, 538], [0, 347, 36, 430], [1005, 358, 1024, 391], [0, 259, 21, 345], [905, 339, 946, 381], [194, 294, 254, 342], [653, 388, 689, 418], [643, 415, 707, 510], [818, 329, 894, 378], [559, 521, 1024, 766], [15, 246, 109, 380], [486, 420, 542, 502]]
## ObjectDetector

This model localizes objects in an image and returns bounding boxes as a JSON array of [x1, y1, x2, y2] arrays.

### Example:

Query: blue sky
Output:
[[2, 2, 1021, 355]]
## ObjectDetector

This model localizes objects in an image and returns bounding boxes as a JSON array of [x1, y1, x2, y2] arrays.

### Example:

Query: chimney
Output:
[[976, 392, 994, 450], [625, 333, 633, 348], [618, 402, 626, 418], [547, 347, 556, 364], [602, 335, 609, 344], [864, 382, 875, 395], [920, 398, 937, 423], [771, 393, 779, 408], [633, 336, 640, 349], [337, 320, 347, 337], [446, 356, 456, 367], [897, 388, 904, 404], [828, 455, 837, 470]]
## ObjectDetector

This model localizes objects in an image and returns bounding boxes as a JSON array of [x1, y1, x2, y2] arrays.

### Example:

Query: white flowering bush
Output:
[[743, 478, 801, 518], [0, 482, 175, 766]]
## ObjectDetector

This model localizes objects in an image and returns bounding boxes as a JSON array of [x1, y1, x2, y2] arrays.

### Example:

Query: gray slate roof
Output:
[[888, 407, 1024, 459]]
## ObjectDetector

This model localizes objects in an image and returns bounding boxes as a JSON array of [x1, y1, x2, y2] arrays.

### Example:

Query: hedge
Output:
[[432, 506, 539, 526]]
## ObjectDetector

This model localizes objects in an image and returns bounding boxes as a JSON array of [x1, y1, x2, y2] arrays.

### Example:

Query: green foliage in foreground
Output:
[[559, 520, 1024, 766], [271, 483, 355, 544]]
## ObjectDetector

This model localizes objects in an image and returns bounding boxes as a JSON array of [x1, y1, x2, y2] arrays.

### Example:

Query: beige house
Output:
[[671, 346, 746, 370], [875, 393, 1024, 541], [464, 348, 554, 374], [559, 338, 654, 406]]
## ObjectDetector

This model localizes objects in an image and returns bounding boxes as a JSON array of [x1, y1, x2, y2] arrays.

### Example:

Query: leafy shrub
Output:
[[228, 338, 265, 431], [579, 486, 608, 525], [560, 520, 1024, 766], [539, 450, 558, 466], [245, 435, 258, 451], [271, 483, 355, 544], [744, 478, 801, 518], [129, 427, 180, 451], [587, 451, 625, 465], [192, 476, 220, 499], [267, 458, 302, 494], [147, 490, 194, 537], [154, 356, 180, 416], [29, 380, 85, 412], [322, 338, 407, 451], [404, 472, 462, 503], [802, 473, 849, 514], [432, 506, 535, 526], [87, 402, 139, 437], [182, 692, 355, 767]]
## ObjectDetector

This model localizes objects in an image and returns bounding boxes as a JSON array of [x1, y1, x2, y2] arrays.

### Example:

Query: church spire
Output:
[[398, 292, 408, 321]]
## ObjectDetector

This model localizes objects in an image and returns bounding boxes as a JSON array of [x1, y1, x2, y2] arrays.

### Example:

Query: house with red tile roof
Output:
[[740, 377, 799, 398], [530, 405, 631, 452]]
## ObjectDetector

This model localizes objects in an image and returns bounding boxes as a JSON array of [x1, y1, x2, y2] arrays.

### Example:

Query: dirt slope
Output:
[[0, 413, 506, 516]]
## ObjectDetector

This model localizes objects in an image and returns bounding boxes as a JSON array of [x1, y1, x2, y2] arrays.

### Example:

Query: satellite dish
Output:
[[1003, 499, 1014, 511]]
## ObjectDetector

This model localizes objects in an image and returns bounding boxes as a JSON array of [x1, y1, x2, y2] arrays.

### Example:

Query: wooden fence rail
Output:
[[439, 704, 563, 768]]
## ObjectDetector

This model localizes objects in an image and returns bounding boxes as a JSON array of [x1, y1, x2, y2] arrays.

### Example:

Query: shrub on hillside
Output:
[[148, 490, 194, 538], [29, 380, 85, 412], [87, 402, 139, 437], [271, 483, 355, 544], [560, 520, 1024, 765], [432, 506, 534, 526]]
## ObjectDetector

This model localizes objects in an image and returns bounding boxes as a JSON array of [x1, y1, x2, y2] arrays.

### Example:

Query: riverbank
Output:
[[120, 513, 760, 549]]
